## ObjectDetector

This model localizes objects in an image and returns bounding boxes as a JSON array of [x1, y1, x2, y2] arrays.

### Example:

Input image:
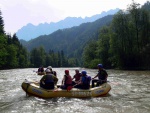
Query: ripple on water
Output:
[[0, 69, 150, 113]]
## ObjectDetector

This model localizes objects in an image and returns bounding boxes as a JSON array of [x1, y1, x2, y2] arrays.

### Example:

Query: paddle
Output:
[[67, 84, 78, 91], [67, 86, 73, 91], [53, 88, 59, 92], [53, 85, 62, 92]]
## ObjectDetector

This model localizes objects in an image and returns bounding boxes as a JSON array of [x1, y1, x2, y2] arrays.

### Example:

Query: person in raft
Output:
[[38, 66, 44, 72], [92, 64, 108, 88], [60, 70, 72, 89], [74, 70, 91, 89], [72, 69, 82, 85], [40, 69, 58, 90], [45, 66, 57, 77]]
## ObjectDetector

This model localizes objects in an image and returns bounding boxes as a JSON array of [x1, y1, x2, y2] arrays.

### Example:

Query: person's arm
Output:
[[76, 77, 82, 85], [104, 72, 108, 81], [62, 75, 65, 85], [53, 75, 58, 85], [102, 69, 108, 81], [72, 75, 75, 80], [76, 76, 81, 83], [92, 74, 98, 79], [54, 71, 57, 77], [40, 75, 46, 84]]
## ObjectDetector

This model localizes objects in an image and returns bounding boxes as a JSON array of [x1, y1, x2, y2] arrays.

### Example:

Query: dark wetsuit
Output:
[[92, 69, 108, 88], [40, 74, 58, 89]]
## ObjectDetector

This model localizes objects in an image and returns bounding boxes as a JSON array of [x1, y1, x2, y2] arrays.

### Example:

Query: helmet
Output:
[[97, 64, 103, 68], [45, 69, 51, 73], [47, 66, 52, 69], [81, 70, 87, 75], [65, 70, 69, 74]]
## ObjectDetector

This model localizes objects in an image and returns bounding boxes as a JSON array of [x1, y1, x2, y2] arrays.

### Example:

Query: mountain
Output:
[[16, 8, 119, 41], [21, 15, 114, 59]]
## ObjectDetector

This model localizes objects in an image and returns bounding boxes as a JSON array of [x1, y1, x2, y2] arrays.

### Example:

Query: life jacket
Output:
[[44, 74, 54, 84], [64, 74, 72, 85], [82, 75, 91, 85], [98, 69, 107, 81]]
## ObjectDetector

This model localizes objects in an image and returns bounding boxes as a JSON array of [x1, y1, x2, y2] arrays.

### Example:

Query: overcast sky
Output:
[[0, 0, 148, 34]]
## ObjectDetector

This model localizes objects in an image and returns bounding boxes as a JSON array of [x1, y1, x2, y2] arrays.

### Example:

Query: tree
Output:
[[0, 35, 8, 68], [61, 50, 68, 67], [0, 10, 5, 34], [82, 40, 99, 68], [0, 10, 7, 68], [6, 45, 18, 68], [30, 46, 46, 67], [57, 51, 61, 67], [18, 47, 29, 68], [127, 1, 141, 52], [68, 58, 77, 67], [96, 26, 111, 68], [142, 1, 150, 11], [109, 10, 133, 68]]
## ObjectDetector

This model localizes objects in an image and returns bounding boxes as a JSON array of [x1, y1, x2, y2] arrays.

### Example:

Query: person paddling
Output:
[[74, 70, 91, 89], [38, 66, 44, 73], [92, 64, 108, 88], [72, 69, 82, 85]]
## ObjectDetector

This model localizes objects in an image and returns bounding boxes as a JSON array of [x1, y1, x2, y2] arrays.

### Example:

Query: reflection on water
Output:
[[0, 68, 150, 113]]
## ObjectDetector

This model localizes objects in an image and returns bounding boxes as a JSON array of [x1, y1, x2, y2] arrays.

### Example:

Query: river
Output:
[[0, 68, 150, 113]]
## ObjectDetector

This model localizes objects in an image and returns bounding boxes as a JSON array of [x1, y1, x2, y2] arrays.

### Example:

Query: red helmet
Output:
[[65, 70, 69, 74]]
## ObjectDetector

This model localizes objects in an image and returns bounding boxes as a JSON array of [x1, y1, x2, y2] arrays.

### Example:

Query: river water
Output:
[[0, 68, 150, 113]]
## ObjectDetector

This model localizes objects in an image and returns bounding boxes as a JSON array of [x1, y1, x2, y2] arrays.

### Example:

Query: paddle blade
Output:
[[67, 86, 73, 91], [53, 88, 58, 92]]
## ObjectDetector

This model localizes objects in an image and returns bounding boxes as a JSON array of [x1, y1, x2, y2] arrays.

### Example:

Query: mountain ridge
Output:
[[21, 15, 114, 60], [16, 8, 119, 41]]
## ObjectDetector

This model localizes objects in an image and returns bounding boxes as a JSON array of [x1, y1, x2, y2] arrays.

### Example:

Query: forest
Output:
[[83, 1, 150, 69], [0, 1, 150, 70], [21, 14, 114, 67], [0, 12, 70, 69], [0, 15, 29, 69]]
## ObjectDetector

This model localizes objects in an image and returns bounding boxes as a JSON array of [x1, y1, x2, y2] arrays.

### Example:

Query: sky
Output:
[[0, 0, 149, 34]]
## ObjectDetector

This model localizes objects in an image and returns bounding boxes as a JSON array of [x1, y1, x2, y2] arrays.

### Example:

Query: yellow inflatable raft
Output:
[[21, 80, 111, 98]]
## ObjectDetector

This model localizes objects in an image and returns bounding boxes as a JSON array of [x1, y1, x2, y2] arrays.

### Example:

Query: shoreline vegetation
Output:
[[0, 1, 150, 70]]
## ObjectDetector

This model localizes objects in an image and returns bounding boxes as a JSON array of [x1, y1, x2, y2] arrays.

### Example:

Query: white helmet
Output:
[[45, 69, 51, 73], [47, 66, 52, 69]]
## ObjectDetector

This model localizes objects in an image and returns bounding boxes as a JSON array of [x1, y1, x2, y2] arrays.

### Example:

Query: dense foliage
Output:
[[0, 10, 29, 69], [0, 9, 79, 69], [29, 46, 78, 67], [21, 15, 113, 66], [1, 1, 149, 70], [83, 1, 150, 70]]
